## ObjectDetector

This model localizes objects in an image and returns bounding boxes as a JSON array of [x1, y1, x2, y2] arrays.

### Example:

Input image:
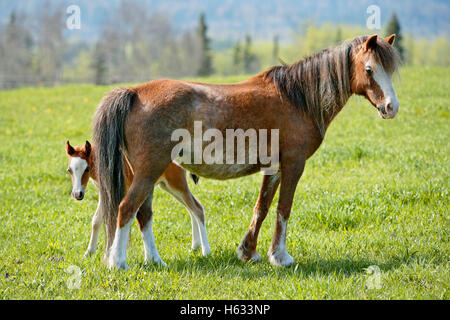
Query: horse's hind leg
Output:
[[84, 196, 103, 257], [237, 172, 281, 263], [109, 174, 159, 270], [159, 164, 211, 256], [136, 196, 166, 267]]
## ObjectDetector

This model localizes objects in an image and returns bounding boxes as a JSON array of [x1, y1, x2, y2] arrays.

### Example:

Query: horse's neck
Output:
[[319, 60, 354, 133], [323, 92, 353, 130], [88, 153, 98, 183]]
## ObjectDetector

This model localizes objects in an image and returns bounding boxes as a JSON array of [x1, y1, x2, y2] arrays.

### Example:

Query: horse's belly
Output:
[[177, 162, 260, 180]]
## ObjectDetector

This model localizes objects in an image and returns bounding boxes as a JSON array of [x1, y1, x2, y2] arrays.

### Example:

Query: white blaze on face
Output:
[[368, 60, 400, 118], [69, 157, 87, 196]]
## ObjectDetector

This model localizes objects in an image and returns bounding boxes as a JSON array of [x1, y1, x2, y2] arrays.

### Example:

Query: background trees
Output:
[[384, 13, 404, 60], [196, 13, 214, 77], [0, 12, 33, 89], [0, 2, 448, 89]]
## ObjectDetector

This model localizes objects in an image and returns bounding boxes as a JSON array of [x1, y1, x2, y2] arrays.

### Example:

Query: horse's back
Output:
[[131, 76, 270, 108], [131, 79, 197, 110]]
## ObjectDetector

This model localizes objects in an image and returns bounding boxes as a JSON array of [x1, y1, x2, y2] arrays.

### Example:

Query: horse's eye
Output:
[[67, 168, 72, 173], [85, 167, 90, 173], [365, 66, 373, 75]]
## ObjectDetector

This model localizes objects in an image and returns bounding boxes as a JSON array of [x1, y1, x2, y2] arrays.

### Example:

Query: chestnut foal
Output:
[[94, 34, 401, 270], [65, 140, 210, 266]]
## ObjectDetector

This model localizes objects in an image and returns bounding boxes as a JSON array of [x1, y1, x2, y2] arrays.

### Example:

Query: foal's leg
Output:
[[237, 172, 281, 263], [185, 195, 210, 256], [159, 173, 211, 256], [268, 160, 305, 267], [136, 196, 166, 266], [84, 196, 103, 257]]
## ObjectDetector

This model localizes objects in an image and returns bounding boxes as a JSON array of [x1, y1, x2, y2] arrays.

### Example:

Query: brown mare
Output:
[[93, 34, 401, 270], [65, 140, 210, 266]]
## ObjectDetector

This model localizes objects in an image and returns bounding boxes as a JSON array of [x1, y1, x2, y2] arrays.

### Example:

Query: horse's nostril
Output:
[[378, 105, 387, 115], [73, 190, 84, 200], [386, 102, 394, 113]]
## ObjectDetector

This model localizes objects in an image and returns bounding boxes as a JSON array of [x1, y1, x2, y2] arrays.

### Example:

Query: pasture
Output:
[[0, 66, 448, 299]]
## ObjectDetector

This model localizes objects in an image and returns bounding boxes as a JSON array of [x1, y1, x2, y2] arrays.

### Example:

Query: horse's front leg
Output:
[[84, 196, 103, 257], [237, 172, 281, 263], [268, 158, 305, 267]]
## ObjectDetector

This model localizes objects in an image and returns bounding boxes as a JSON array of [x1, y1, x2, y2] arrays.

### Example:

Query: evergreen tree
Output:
[[384, 12, 404, 60], [196, 13, 214, 76], [180, 31, 200, 76], [232, 40, 242, 73], [35, 2, 65, 84], [92, 42, 108, 85], [272, 34, 279, 65], [0, 11, 33, 88], [243, 34, 259, 74], [334, 27, 342, 45]]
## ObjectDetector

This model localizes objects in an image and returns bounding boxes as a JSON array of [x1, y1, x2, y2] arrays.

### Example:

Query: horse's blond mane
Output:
[[264, 35, 401, 136]]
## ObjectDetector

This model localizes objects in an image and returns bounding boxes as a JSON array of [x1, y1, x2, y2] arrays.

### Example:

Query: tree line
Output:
[[0, 3, 448, 90], [0, 2, 216, 89]]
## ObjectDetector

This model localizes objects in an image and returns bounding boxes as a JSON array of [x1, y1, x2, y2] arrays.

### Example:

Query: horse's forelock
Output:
[[354, 35, 402, 74], [71, 145, 89, 160]]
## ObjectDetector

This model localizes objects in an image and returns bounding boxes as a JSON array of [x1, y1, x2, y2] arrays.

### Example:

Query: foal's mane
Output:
[[263, 35, 401, 136]]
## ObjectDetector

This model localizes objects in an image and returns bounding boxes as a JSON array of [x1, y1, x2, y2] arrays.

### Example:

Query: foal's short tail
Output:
[[92, 87, 136, 246]]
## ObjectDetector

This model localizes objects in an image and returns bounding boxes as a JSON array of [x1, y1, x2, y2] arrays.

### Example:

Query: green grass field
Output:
[[0, 67, 448, 299]]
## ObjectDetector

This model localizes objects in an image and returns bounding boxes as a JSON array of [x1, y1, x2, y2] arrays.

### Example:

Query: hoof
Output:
[[192, 243, 211, 257], [108, 256, 129, 270], [109, 262, 129, 271], [101, 253, 110, 265], [236, 245, 261, 263], [202, 247, 212, 257], [83, 249, 95, 258], [248, 251, 261, 263], [268, 250, 295, 267], [146, 257, 167, 268]]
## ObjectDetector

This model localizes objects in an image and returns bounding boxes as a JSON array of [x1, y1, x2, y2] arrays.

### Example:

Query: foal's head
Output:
[[65, 140, 92, 200], [351, 34, 401, 119]]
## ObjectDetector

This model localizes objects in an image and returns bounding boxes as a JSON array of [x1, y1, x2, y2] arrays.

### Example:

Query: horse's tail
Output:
[[190, 173, 200, 185], [92, 87, 136, 246]]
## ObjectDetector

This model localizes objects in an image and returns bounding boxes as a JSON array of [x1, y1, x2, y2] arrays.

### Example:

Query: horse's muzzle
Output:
[[377, 102, 398, 119], [72, 190, 84, 200], [377, 104, 387, 115]]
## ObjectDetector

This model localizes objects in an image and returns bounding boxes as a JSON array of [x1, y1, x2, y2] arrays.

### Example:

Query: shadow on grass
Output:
[[136, 247, 414, 280]]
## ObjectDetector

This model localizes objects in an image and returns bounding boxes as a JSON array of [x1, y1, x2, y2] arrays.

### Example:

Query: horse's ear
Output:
[[364, 34, 378, 52], [66, 140, 75, 156], [85, 140, 91, 157], [385, 34, 395, 46]]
